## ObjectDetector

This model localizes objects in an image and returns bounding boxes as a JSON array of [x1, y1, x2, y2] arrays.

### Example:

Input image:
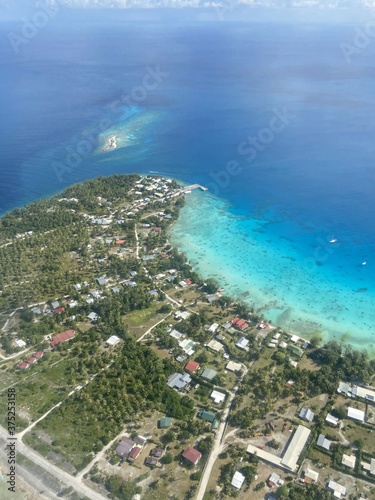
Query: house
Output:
[[105, 335, 120, 347], [290, 335, 299, 342], [54, 307, 65, 314], [153, 227, 161, 232], [211, 390, 226, 404], [185, 360, 200, 373], [198, 410, 216, 423], [347, 406, 365, 422], [68, 301, 78, 309], [96, 276, 107, 286], [170, 329, 183, 340], [267, 472, 281, 487], [50, 330, 75, 348], [288, 345, 304, 358], [207, 339, 224, 353], [326, 413, 339, 426], [73, 284, 81, 291], [150, 448, 164, 458], [145, 457, 159, 467], [342, 454, 356, 469], [258, 322, 269, 329], [116, 438, 135, 457], [303, 468, 319, 484], [179, 339, 195, 355], [149, 289, 159, 297], [158, 417, 171, 428], [226, 361, 242, 372], [182, 446, 202, 465], [167, 373, 191, 390], [316, 434, 331, 450], [134, 435, 147, 448], [201, 368, 217, 381], [175, 310, 191, 320], [128, 446, 142, 462], [111, 287, 120, 294], [361, 458, 375, 475], [235, 337, 249, 350], [31, 307, 42, 315], [279, 341, 288, 349], [352, 385, 375, 402], [337, 381, 351, 396], [299, 408, 315, 422], [236, 319, 249, 331], [208, 323, 219, 333], [116, 239, 125, 245], [33, 352, 43, 359], [13, 339, 26, 349], [17, 362, 29, 370], [231, 471, 245, 490], [87, 312, 99, 323], [51, 300, 60, 310], [328, 480, 346, 499], [86, 297, 94, 305]]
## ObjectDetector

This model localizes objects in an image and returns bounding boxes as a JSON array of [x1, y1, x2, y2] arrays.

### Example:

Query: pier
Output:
[[181, 184, 208, 192]]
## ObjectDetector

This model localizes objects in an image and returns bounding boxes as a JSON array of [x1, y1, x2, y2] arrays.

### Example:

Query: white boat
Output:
[[362, 261, 367, 266], [329, 237, 337, 244]]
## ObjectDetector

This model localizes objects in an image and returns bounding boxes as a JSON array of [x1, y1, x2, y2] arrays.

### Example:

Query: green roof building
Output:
[[198, 410, 216, 423], [159, 417, 172, 428], [288, 345, 304, 358], [201, 368, 217, 381]]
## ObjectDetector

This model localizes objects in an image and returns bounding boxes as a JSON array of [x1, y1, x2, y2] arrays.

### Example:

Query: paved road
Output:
[[196, 365, 249, 500], [0, 426, 108, 500]]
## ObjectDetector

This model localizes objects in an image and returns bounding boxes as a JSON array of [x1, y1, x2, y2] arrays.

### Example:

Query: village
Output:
[[1, 174, 375, 500]]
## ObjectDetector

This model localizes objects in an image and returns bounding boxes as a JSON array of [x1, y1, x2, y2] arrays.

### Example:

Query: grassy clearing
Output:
[[126, 303, 160, 326], [9, 354, 75, 420]]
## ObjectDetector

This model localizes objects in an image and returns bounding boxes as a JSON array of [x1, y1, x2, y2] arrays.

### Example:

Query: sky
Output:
[[0, 0, 374, 9]]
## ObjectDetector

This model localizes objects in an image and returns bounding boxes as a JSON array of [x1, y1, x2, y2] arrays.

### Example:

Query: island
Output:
[[0, 174, 374, 500]]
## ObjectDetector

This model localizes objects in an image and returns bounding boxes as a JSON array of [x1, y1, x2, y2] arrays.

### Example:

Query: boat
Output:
[[329, 236, 337, 244], [362, 261, 367, 266]]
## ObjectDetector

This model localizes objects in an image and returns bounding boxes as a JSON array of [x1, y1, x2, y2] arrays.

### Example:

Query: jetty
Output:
[[181, 184, 208, 193]]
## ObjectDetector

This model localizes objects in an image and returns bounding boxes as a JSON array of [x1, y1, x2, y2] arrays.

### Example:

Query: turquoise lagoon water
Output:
[[170, 191, 375, 351], [2, 10, 375, 351]]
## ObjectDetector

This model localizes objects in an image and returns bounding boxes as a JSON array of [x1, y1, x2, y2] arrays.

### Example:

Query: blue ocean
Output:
[[1, 6, 375, 349]]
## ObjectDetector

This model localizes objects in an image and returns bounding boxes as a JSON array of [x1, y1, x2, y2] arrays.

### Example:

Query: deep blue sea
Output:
[[1, 7, 375, 349]]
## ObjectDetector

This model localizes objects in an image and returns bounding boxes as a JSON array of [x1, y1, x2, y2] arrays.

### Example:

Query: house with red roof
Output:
[[50, 330, 75, 348], [231, 317, 249, 330], [33, 352, 44, 359], [237, 320, 249, 331], [17, 362, 29, 370], [185, 360, 200, 373], [153, 227, 161, 232], [116, 239, 125, 245], [182, 446, 202, 465], [258, 322, 269, 329], [26, 357, 37, 364], [127, 446, 142, 462], [54, 307, 65, 314]]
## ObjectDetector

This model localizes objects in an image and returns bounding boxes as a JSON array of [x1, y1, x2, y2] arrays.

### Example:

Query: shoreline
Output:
[[169, 188, 375, 355], [1, 172, 373, 355]]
